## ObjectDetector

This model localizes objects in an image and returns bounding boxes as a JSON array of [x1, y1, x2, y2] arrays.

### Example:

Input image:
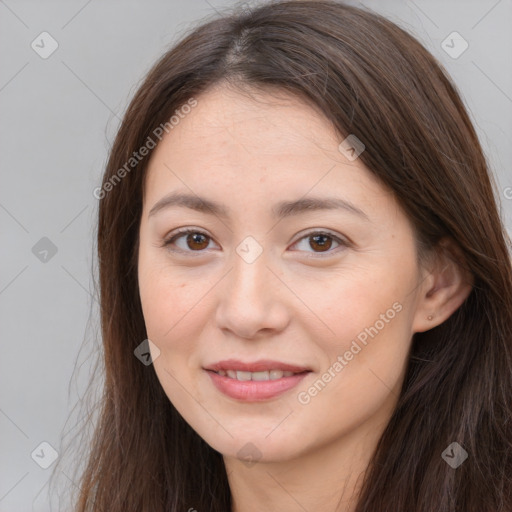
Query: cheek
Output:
[[138, 268, 208, 412], [137, 259, 222, 402], [140, 278, 206, 360], [291, 300, 410, 448], [138, 247, 205, 342], [301, 264, 406, 347], [297, 265, 412, 402]]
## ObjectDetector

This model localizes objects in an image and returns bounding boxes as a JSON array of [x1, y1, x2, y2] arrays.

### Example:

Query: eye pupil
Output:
[[310, 234, 332, 252]]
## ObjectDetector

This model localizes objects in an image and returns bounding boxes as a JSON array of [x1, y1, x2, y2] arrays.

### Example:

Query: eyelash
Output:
[[161, 227, 349, 258]]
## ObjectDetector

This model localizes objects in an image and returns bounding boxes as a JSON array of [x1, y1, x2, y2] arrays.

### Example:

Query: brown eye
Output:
[[290, 230, 347, 257], [184, 232, 210, 250], [308, 234, 333, 252], [164, 229, 213, 253]]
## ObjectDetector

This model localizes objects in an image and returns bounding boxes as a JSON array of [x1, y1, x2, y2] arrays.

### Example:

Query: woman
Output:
[[60, 1, 512, 510]]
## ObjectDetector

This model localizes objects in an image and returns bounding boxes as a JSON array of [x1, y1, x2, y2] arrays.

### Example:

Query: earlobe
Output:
[[412, 238, 474, 333]]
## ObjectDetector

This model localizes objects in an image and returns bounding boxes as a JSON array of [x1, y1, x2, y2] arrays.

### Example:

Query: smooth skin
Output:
[[137, 83, 472, 512]]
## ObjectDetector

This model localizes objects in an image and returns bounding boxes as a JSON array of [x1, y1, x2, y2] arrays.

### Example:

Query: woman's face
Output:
[[137, 84, 430, 465]]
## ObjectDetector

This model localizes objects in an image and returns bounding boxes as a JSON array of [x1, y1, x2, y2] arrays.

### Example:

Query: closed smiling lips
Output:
[[203, 359, 312, 401]]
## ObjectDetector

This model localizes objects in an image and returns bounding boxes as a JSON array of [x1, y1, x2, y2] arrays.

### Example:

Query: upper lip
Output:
[[204, 359, 311, 373]]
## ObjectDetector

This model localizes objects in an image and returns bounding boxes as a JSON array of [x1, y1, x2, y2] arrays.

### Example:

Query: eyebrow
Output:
[[148, 192, 370, 221]]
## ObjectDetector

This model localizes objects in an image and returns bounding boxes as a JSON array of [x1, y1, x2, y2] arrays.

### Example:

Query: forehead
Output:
[[170, 85, 344, 161], [146, 85, 371, 185], [142, 84, 401, 231]]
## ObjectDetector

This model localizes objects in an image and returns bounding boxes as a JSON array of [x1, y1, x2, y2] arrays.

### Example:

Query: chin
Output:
[[198, 427, 305, 465]]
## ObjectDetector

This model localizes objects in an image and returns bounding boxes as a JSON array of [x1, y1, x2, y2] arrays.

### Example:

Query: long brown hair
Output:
[[53, 1, 512, 510]]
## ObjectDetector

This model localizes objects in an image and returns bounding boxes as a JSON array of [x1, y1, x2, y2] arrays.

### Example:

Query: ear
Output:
[[412, 237, 474, 333]]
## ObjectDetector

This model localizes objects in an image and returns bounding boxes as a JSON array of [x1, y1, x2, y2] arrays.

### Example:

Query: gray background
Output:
[[1, 0, 511, 510]]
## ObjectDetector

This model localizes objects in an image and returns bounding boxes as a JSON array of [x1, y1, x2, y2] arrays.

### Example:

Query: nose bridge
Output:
[[228, 240, 272, 306], [215, 237, 289, 337]]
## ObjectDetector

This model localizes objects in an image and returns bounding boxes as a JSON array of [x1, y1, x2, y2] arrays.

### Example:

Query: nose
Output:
[[215, 250, 290, 340]]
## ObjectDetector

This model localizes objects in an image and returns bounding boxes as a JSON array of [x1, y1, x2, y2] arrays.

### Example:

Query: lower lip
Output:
[[205, 370, 311, 401]]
